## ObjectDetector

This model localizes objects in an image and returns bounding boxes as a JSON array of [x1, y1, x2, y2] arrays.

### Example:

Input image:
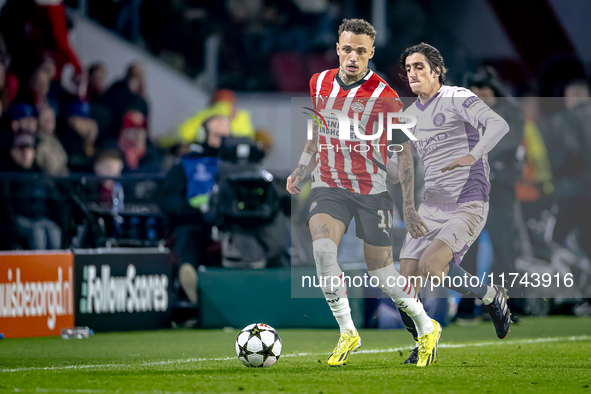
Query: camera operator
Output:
[[159, 115, 231, 305], [210, 136, 289, 270]]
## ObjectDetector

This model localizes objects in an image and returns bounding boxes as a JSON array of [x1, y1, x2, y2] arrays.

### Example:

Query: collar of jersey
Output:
[[415, 90, 442, 111], [335, 69, 372, 91]]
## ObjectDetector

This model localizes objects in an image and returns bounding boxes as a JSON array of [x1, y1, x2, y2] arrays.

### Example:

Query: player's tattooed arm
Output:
[[287, 121, 318, 195], [397, 141, 430, 239], [303, 120, 318, 156]]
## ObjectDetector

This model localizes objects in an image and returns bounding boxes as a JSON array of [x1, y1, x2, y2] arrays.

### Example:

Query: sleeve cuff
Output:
[[468, 150, 481, 162]]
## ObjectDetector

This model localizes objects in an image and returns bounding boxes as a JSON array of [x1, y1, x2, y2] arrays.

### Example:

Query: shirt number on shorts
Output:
[[377, 210, 393, 229]]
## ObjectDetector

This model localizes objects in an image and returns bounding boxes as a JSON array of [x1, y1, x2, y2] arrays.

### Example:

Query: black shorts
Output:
[[306, 187, 394, 247]]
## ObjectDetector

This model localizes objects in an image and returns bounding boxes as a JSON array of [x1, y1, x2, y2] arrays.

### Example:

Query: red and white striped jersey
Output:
[[309, 68, 404, 195]]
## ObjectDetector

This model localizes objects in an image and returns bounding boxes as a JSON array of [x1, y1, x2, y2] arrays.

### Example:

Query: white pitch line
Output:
[[279, 335, 590, 357], [1, 335, 588, 374], [13, 389, 197, 394]]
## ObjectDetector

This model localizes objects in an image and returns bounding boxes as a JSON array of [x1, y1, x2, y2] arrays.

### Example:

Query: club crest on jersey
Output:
[[310, 201, 317, 212], [433, 113, 446, 127], [351, 101, 365, 113]]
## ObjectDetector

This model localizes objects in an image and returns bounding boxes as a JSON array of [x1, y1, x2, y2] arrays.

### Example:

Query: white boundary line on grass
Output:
[[1, 335, 588, 374], [13, 389, 197, 394]]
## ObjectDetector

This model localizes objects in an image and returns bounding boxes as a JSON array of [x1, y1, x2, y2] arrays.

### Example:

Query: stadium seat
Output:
[[270, 52, 308, 92], [306, 52, 337, 77]]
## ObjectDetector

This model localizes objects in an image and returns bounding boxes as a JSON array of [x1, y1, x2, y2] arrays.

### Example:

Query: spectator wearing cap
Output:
[[58, 100, 98, 173], [0, 114, 62, 250], [118, 110, 164, 173], [0, 131, 37, 172], [159, 89, 254, 149], [8, 102, 38, 134], [36, 105, 69, 176], [119, 109, 147, 171]]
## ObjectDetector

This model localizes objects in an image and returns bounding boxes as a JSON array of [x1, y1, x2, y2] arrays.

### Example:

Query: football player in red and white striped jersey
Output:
[[307, 66, 401, 196], [286, 19, 439, 367]]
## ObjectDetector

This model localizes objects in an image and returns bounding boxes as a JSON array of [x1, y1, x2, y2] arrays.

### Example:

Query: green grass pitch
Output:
[[1, 316, 590, 393]]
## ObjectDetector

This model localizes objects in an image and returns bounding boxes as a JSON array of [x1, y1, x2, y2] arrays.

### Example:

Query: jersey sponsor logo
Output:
[[310, 201, 317, 212], [414, 132, 448, 156], [414, 132, 448, 147], [305, 107, 417, 142], [351, 101, 365, 113], [433, 113, 446, 127], [462, 96, 480, 109]]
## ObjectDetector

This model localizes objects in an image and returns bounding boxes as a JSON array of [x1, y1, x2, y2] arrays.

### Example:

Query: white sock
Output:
[[313, 239, 356, 336], [331, 298, 356, 335], [368, 264, 434, 338], [481, 285, 496, 305]]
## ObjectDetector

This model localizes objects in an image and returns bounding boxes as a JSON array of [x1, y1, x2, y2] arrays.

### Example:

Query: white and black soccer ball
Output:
[[235, 323, 282, 367]]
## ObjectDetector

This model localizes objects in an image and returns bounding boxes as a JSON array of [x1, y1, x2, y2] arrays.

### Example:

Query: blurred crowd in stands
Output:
[[75, 0, 576, 96], [0, 0, 590, 302], [78, 0, 345, 89], [0, 0, 264, 255]]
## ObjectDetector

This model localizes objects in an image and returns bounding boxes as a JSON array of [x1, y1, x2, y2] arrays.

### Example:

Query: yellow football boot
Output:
[[327, 331, 361, 367], [417, 319, 442, 367]]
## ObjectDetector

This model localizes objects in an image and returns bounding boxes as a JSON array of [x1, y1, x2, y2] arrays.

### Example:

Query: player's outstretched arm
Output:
[[286, 121, 318, 195], [397, 141, 430, 239], [442, 105, 510, 173]]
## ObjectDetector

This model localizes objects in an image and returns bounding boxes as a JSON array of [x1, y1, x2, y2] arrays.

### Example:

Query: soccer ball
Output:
[[235, 323, 282, 367]]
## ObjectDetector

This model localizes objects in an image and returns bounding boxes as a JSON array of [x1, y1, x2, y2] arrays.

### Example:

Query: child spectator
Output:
[[93, 148, 125, 205]]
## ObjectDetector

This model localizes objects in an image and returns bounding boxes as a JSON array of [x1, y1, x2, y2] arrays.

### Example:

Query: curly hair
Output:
[[338, 19, 376, 42], [400, 42, 448, 84]]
